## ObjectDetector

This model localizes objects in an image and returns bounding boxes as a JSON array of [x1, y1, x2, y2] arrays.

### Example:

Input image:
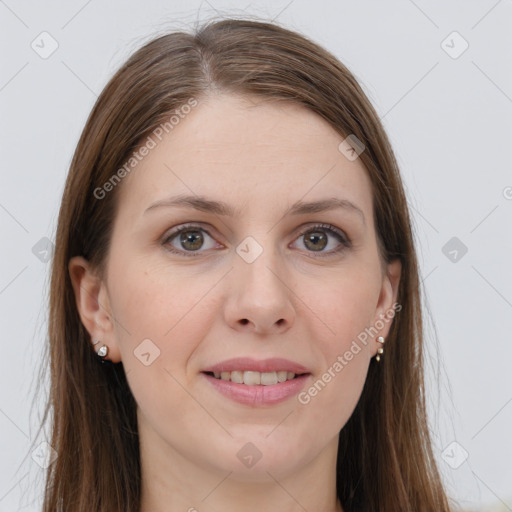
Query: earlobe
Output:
[[68, 256, 121, 363]]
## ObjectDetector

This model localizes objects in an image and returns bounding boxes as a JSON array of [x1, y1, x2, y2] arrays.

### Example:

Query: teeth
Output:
[[244, 371, 260, 385], [260, 372, 277, 385], [230, 370, 243, 384], [212, 370, 298, 385], [277, 370, 288, 383]]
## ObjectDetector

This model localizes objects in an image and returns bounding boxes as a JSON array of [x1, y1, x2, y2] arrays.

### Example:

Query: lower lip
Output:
[[201, 372, 311, 406]]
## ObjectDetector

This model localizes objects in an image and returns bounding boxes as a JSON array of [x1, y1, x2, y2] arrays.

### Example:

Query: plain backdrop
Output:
[[0, 1, 511, 510]]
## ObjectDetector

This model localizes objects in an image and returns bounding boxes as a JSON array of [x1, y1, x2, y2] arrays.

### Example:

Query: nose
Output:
[[223, 243, 296, 335]]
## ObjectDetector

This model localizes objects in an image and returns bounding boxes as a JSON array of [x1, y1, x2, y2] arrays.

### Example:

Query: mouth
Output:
[[202, 370, 308, 386], [200, 357, 312, 405], [200, 370, 312, 406]]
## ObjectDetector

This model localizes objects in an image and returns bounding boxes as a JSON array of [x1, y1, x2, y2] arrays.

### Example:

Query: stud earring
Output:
[[93, 340, 108, 359], [376, 336, 385, 362]]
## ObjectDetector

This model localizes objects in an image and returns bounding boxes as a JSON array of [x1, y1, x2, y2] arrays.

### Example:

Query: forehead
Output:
[[115, 94, 373, 221]]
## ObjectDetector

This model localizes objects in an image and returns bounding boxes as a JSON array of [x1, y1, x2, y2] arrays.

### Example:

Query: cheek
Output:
[[108, 263, 221, 373], [317, 266, 382, 347], [300, 268, 380, 418], [299, 292, 372, 430], [108, 267, 217, 433]]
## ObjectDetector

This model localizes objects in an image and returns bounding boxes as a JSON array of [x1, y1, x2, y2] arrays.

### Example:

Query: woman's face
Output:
[[71, 93, 400, 487]]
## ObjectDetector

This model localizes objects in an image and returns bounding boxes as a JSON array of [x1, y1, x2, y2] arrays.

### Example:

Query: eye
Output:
[[291, 223, 351, 256], [161, 222, 351, 258], [162, 224, 221, 257]]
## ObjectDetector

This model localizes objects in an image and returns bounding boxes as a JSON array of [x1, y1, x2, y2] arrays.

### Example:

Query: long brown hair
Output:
[[36, 17, 455, 511]]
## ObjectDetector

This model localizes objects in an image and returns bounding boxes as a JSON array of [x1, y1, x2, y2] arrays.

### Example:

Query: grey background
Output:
[[1, 1, 511, 510]]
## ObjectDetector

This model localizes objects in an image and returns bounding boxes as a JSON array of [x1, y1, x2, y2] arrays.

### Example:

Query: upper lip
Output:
[[201, 357, 310, 374]]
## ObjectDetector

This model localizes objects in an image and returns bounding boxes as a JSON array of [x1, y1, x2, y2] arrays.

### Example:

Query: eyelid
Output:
[[295, 222, 349, 243]]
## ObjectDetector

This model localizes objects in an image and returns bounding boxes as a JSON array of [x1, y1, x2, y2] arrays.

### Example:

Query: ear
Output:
[[371, 258, 402, 356], [68, 256, 122, 363]]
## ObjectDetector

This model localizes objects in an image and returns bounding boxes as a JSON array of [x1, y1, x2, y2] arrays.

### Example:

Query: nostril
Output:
[[240, 318, 249, 325]]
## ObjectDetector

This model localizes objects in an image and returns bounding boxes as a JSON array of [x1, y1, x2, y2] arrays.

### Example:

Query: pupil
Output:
[[305, 232, 327, 251], [180, 231, 203, 250]]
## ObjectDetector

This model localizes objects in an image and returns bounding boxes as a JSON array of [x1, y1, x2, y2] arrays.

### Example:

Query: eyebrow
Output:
[[144, 194, 366, 224]]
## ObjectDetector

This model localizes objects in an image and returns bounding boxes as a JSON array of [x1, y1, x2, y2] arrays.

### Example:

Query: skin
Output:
[[70, 93, 401, 512]]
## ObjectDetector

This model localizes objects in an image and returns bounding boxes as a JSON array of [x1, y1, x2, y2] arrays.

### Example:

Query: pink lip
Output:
[[201, 357, 310, 374], [201, 372, 311, 406]]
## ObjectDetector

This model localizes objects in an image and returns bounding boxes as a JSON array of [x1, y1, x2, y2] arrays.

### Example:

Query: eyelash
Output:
[[161, 222, 351, 258]]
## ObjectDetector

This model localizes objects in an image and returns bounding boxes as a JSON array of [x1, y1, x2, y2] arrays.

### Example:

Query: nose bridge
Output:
[[224, 233, 295, 332], [234, 234, 285, 299]]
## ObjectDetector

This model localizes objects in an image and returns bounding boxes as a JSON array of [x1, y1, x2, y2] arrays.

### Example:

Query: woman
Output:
[[38, 17, 454, 511]]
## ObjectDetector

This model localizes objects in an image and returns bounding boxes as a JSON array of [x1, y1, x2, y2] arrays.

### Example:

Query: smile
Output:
[[201, 371, 311, 406], [206, 370, 302, 386]]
